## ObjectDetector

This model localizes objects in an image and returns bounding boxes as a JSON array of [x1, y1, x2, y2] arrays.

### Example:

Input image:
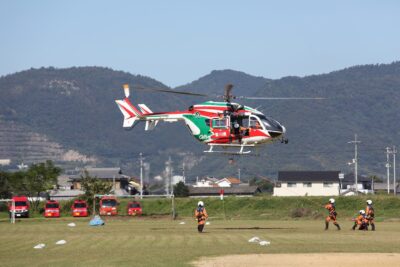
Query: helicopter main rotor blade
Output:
[[133, 85, 209, 97], [237, 96, 326, 100]]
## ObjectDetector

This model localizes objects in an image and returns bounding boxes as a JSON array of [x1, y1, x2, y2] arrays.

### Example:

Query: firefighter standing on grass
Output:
[[366, 199, 376, 231], [195, 201, 208, 233], [324, 198, 341, 230]]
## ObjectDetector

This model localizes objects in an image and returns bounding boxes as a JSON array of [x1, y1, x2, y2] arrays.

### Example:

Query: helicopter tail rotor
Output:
[[123, 84, 130, 98], [115, 84, 144, 129]]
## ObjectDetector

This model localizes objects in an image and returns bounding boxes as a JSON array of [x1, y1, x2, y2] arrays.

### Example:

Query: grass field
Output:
[[1, 217, 400, 267]]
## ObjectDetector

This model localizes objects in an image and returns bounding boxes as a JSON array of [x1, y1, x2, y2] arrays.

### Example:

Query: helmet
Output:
[[329, 198, 335, 204], [366, 200, 372, 205], [359, 210, 365, 215], [198, 201, 204, 207]]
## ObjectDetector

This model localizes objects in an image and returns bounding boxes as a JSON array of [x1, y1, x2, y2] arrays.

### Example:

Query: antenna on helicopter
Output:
[[224, 84, 234, 102]]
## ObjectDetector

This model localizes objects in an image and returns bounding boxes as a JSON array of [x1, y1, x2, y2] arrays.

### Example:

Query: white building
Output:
[[215, 178, 241, 187], [171, 175, 184, 185], [273, 171, 341, 196], [193, 177, 242, 188], [192, 177, 218, 187], [339, 173, 373, 195], [0, 159, 11, 166]]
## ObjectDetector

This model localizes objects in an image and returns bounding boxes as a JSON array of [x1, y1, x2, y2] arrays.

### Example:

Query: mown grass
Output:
[[1, 218, 400, 267]]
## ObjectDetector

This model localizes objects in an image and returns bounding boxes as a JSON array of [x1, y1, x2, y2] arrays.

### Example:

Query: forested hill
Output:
[[0, 67, 197, 173], [0, 63, 399, 180]]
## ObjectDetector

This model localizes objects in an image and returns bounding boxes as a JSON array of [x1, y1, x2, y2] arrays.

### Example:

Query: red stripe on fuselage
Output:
[[148, 110, 224, 118]]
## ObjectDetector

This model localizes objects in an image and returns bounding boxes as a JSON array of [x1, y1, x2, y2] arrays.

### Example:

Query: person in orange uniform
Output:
[[366, 199, 375, 231], [195, 201, 208, 233], [325, 198, 341, 230], [352, 209, 368, 230]]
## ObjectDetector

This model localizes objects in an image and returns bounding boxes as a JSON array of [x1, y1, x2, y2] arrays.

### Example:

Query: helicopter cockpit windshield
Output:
[[254, 115, 283, 132]]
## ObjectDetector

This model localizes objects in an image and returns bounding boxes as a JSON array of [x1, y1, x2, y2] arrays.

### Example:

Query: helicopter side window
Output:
[[212, 118, 228, 129], [249, 116, 263, 129], [241, 117, 249, 128]]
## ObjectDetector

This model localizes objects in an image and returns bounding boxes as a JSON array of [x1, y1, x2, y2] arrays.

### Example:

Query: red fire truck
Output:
[[127, 201, 142, 216], [8, 196, 30, 218], [71, 200, 88, 217], [99, 196, 118, 216], [44, 200, 60, 218]]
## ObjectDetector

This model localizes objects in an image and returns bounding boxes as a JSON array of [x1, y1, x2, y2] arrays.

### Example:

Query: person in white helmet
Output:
[[365, 200, 375, 231], [352, 209, 368, 230], [194, 201, 208, 233], [324, 198, 341, 230]]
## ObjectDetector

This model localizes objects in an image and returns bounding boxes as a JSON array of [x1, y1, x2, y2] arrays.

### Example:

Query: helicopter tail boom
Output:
[[115, 98, 142, 128]]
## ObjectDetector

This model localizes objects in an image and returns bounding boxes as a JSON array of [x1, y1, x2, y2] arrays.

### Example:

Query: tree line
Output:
[[0, 161, 115, 211], [0, 160, 61, 210]]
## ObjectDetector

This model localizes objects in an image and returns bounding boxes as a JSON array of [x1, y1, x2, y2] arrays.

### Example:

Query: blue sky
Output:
[[1, 1, 399, 86]]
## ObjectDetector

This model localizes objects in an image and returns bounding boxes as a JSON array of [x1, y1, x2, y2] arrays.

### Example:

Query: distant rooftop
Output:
[[278, 171, 341, 182], [69, 167, 130, 180], [373, 183, 399, 191], [189, 185, 260, 196]]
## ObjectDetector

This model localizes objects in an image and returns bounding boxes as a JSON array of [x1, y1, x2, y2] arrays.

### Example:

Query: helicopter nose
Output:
[[267, 123, 285, 138]]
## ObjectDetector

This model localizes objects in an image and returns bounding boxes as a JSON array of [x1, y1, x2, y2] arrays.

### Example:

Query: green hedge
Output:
[[1, 195, 399, 220]]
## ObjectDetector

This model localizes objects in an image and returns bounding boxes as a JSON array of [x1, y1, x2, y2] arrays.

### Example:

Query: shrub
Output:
[[291, 207, 312, 218]]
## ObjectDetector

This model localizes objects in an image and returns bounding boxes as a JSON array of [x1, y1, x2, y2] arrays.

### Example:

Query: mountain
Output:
[[0, 67, 201, 175], [175, 69, 269, 96], [0, 64, 399, 181]]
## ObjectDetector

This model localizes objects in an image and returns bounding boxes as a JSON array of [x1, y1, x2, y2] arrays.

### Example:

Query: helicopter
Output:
[[115, 84, 323, 154]]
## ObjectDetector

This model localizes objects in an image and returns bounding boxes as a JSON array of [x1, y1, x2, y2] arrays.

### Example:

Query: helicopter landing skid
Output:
[[204, 143, 254, 155]]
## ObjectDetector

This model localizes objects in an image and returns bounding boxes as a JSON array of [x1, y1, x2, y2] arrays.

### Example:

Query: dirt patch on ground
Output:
[[218, 227, 296, 230], [193, 253, 400, 267]]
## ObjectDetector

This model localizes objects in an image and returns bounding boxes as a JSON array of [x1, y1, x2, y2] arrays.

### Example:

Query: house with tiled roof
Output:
[[69, 167, 131, 196], [216, 177, 241, 187]]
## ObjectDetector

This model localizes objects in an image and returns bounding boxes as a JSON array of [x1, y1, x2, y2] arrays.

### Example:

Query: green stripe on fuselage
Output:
[[197, 101, 228, 106], [196, 101, 260, 114], [182, 114, 211, 142]]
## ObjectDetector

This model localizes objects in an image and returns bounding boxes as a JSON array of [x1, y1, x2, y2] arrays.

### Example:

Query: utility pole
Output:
[[348, 134, 361, 195], [386, 147, 391, 194], [140, 153, 143, 199], [164, 157, 173, 196], [113, 175, 116, 193], [168, 157, 173, 196], [182, 162, 186, 185], [393, 146, 397, 196]]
